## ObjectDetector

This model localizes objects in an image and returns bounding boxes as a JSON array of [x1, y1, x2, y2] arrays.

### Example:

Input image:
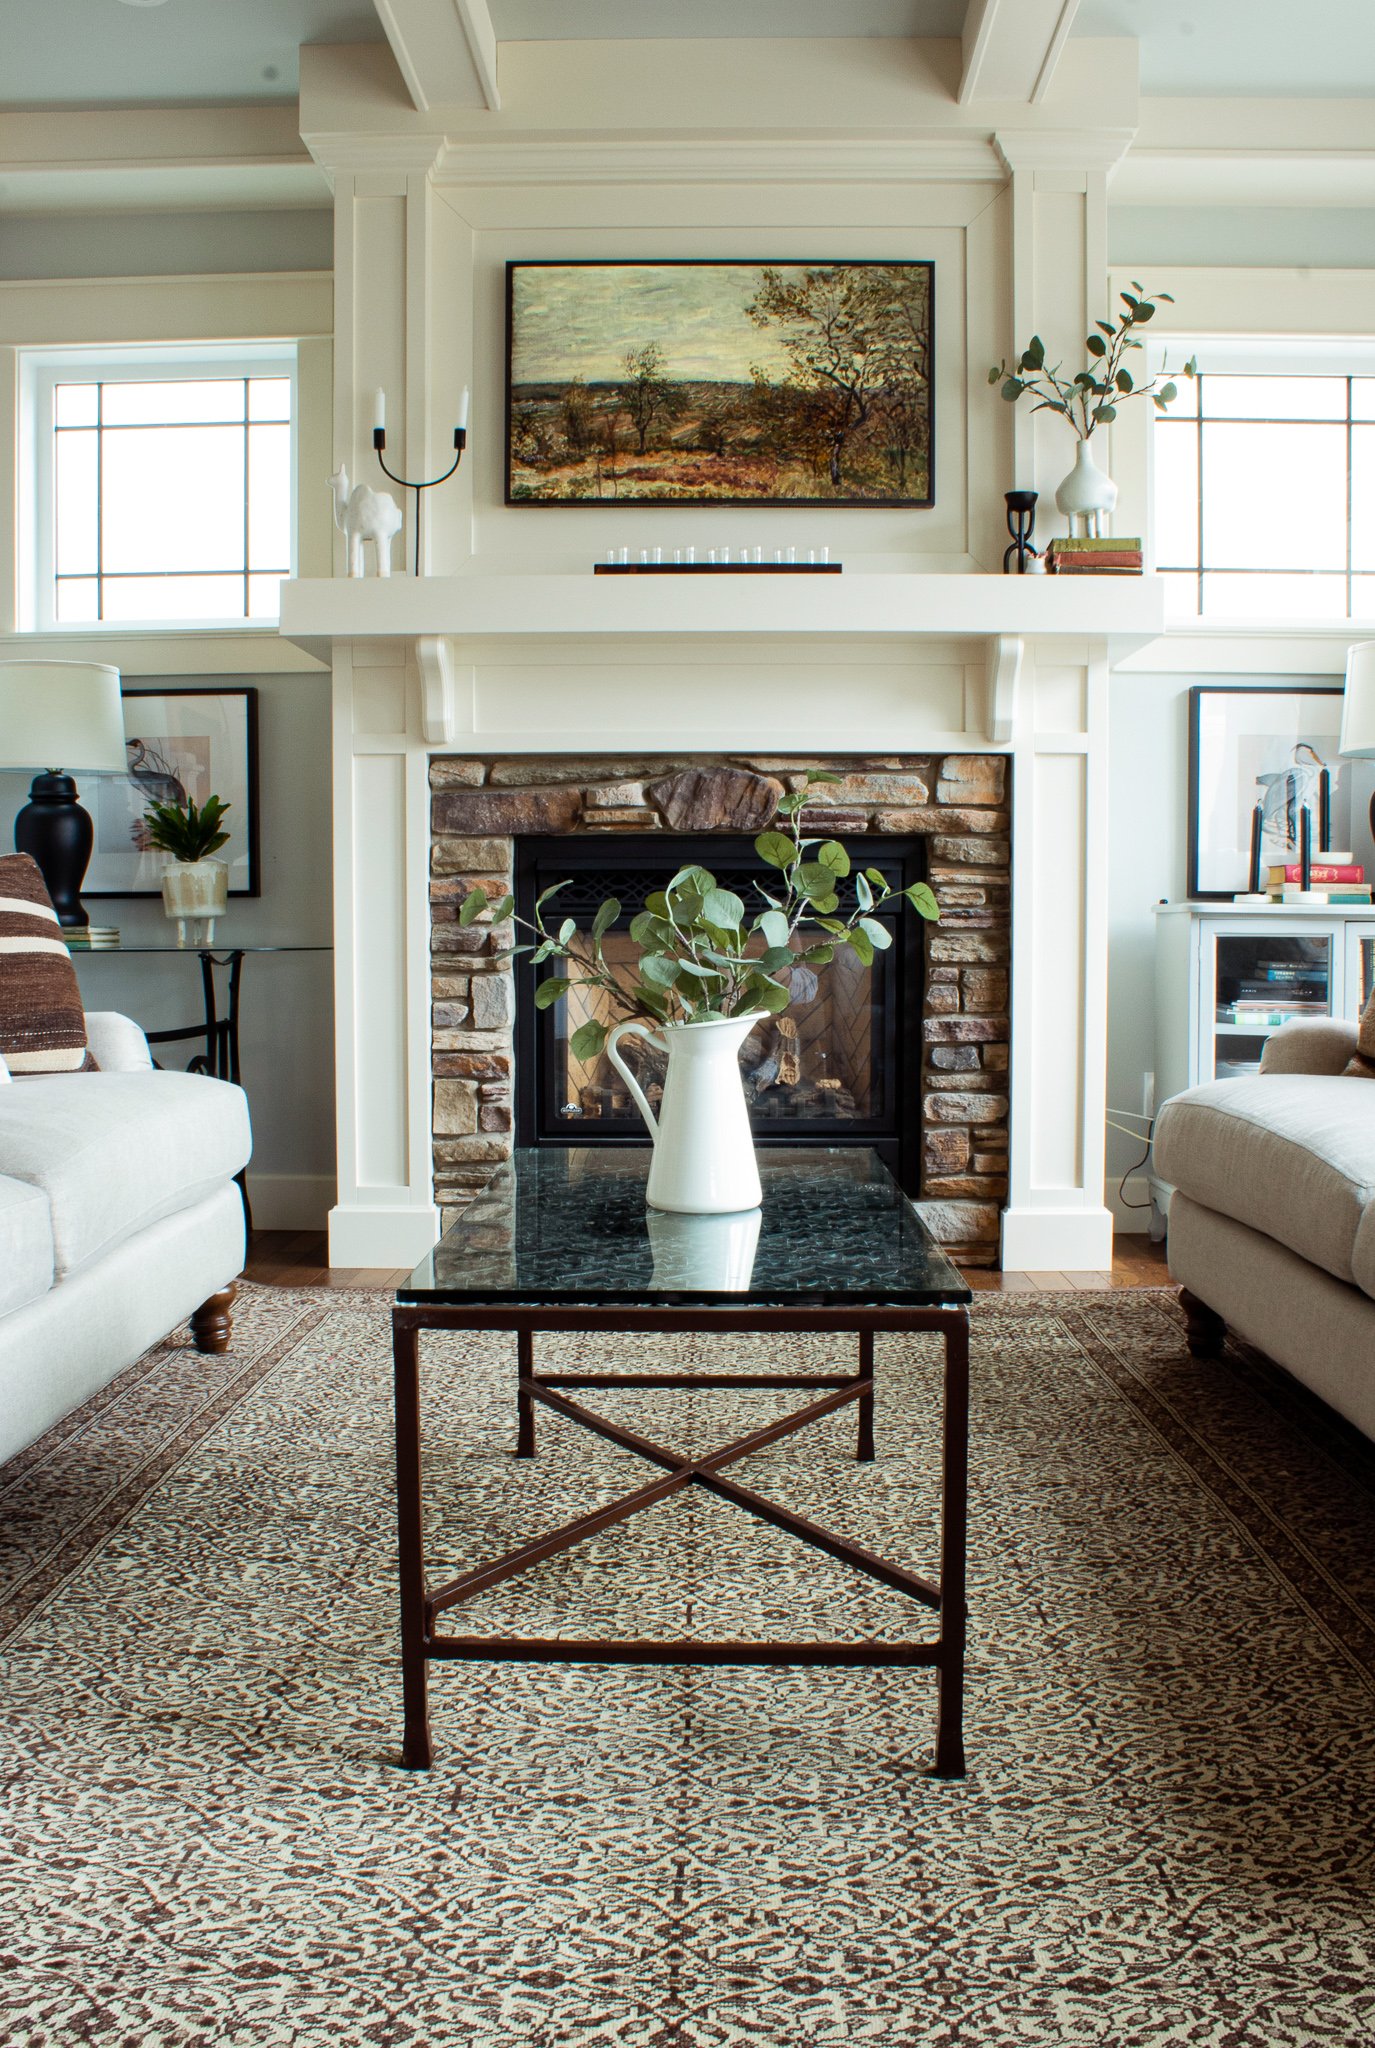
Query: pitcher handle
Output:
[[606, 1020, 666, 1142]]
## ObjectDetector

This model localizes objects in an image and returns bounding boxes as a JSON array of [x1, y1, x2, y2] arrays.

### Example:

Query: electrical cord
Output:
[[1107, 1108, 1156, 1211]]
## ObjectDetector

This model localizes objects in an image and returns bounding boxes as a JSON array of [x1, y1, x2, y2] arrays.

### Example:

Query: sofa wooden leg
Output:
[[191, 1283, 238, 1355], [1179, 1288, 1225, 1359]]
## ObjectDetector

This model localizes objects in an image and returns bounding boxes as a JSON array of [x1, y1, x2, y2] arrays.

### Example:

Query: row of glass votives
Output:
[[605, 545, 832, 566]]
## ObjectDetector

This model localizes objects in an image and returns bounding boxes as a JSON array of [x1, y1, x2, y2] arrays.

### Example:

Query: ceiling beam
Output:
[[370, 0, 500, 114], [959, 0, 1082, 106]]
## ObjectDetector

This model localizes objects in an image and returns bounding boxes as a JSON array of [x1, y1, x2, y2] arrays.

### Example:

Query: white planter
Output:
[[606, 1011, 765, 1214], [161, 858, 229, 946], [1055, 438, 1118, 538]]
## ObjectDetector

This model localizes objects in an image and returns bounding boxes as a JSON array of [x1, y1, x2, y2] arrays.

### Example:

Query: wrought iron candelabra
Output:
[[373, 425, 466, 577]]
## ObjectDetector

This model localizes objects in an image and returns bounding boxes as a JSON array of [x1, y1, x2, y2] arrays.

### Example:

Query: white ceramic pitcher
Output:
[[606, 1011, 765, 1214]]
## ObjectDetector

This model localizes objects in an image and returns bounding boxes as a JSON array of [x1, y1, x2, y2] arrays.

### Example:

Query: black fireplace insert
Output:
[[513, 833, 926, 1193]]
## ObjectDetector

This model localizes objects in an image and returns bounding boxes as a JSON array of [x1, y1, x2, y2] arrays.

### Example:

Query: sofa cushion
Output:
[[1345, 982, 1375, 1079], [0, 1172, 54, 1316], [1353, 1208, 1375, 1303], [0, 854, 94, 1075], [1153, 1075, 1375, 1289], [0, 1070, 251, 1280]]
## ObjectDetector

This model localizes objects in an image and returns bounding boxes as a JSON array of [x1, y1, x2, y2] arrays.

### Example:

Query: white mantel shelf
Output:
[[279, 571, 1166, 664]]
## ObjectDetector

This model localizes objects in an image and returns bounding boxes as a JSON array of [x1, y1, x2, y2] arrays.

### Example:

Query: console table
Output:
[[69, 942, 332, 1227], [392, 1145, 973, 1776]]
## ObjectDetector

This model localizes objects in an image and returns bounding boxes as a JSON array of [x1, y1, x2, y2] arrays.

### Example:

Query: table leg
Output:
[[516, 1326, 536, 1457], [931, 1310, 969, 1779], [856, 1328, 875, 1462], [392, 1317, 433, 1770]]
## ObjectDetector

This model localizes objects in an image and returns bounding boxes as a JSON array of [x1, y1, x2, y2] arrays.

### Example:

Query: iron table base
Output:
[[392, 1302, 970, 1777]]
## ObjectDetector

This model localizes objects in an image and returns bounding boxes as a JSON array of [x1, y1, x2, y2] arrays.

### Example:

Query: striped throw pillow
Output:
[[0, 855, 95, 1074]]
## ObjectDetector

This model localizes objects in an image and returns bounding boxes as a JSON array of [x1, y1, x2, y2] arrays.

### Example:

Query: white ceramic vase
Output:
[[606, 1011, 765, 1215], [161, 858, 228, 946], [1055, 437, 1118, 538]]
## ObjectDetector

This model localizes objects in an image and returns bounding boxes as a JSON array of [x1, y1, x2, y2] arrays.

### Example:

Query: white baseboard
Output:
[[245, 1173, 335, 1232], [328, 1201, 441, 1270], [1000, 1204, 1115, 1273]]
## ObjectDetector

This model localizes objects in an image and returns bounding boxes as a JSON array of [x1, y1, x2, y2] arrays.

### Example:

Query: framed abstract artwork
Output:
[[85, 685, 260, 898], [505, 259, 935, 508], [1186, 684, 1374, 898]]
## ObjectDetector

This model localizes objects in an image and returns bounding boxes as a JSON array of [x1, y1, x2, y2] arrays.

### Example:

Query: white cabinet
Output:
[[1151, 904, 1375, 1223]]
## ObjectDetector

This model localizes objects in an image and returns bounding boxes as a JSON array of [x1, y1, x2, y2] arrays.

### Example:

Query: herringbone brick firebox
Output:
[[429, 754, 1010, 1266]]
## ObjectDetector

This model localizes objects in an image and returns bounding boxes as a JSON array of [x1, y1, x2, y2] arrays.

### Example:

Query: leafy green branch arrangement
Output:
[[989, 282, 1196, 439], [140, 794, 232, 864], [459, 770, 940, 1065]]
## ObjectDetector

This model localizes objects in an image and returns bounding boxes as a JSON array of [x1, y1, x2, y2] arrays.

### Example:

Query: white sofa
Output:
[[0, 1012, 251, 1466], [1153, 1017, 1375, 1441]]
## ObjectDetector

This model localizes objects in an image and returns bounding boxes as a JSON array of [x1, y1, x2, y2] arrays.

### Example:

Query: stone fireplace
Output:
[[428, 752, 1009, 1266]]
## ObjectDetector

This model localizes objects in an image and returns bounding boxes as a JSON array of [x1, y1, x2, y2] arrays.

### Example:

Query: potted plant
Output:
[[141, 793, 232, 945], [461, 772, 940, 1215], [990, 283, 1196, 536]]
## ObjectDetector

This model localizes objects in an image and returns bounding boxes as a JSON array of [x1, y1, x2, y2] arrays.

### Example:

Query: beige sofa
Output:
[[1153, 1017, 1375, 1441]]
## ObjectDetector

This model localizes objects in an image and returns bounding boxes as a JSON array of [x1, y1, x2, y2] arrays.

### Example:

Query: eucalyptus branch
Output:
[[989, 282, 1197, 441]]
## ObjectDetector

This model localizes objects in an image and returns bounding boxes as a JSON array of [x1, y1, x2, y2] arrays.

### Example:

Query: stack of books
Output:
[[1264, 857, 1371, 906], [1220, 961, 1330, 1028], [1046, 536, 1143, 575], [64, 925, 120, 950]]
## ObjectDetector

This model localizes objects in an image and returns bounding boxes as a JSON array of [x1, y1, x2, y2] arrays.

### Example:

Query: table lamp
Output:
[[1340, 640, 1375, 848], [0, 660, 128, 928]]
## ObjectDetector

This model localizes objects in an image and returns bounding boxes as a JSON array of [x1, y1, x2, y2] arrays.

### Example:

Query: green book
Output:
[[1048, 535, 1142, 552]]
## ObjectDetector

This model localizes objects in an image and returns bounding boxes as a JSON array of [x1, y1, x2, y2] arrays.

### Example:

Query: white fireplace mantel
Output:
[[290, 575, 1138, 1278]]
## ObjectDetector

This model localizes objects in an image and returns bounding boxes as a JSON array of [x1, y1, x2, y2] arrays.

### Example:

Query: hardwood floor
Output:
[[243, 1229, 1171, 1293]]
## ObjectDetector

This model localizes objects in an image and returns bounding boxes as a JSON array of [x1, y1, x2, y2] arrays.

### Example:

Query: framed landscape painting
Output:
[[86, 685, 260, 899], [505, 259, 935, 507]]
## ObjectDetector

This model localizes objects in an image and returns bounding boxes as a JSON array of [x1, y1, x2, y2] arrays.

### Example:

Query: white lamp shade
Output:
[[0, 661, 127, 774], [1340, 641, 1375, 759]]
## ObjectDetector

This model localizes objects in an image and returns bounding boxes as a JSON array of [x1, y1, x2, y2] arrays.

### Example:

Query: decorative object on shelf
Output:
[[458, 771, 940, 1215], [0, 661, 128, 928], [1002, 490, 1039, 573], [1046, 535, 1143, 576], [368, 385, 468, 577], [1186, 683, 1367, 900], [329, 464, 402, 578], [141, 792, 232, 946], [506, 260, 933, 507], [990, 283, 1196, 537], [595, 560, 841, 575], [83, 687, 259, 901], [1340, 641, 1375, 847]]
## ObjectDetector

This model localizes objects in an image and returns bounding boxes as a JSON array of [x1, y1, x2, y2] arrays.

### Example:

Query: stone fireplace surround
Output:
[[429, 752, 1010, 1266]]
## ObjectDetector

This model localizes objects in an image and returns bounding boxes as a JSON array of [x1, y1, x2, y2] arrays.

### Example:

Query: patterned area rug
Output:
[[2, 1284, 1374, 2046]]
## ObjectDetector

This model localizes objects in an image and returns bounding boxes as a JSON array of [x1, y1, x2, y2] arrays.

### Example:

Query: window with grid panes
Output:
[[1153, 359, 1375, 622], [29, 350, 295, 628]]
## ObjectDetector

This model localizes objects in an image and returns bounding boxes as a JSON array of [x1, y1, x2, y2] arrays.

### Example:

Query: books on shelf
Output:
[[64, 926, 120, 950], [1266, 862, 1363, 884], [1046, 536, 1143, 576]]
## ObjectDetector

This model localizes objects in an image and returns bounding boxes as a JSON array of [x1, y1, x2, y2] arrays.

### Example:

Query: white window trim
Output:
[[19, 342, 299, 635], [1147, 335, 1375, 630]]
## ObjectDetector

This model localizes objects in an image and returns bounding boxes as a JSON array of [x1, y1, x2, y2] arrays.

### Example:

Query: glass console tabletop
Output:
[[400, 1145, 970, 1308]]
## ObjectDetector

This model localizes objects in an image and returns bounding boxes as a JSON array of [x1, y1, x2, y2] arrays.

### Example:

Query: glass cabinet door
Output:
[[1209, 929, 1334, 1081], [1348, 926, 1375, 1015]]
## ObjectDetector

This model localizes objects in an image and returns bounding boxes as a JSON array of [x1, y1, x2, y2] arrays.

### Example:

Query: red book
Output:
[[1050, 551, 1143, 568], [1272, 863, 1365, 883]]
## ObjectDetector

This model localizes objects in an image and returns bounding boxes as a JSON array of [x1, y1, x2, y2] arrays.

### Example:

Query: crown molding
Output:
[[432, 135, 1006, 190], [994, 129, 1134, 176], [299, 133, 448, 185]]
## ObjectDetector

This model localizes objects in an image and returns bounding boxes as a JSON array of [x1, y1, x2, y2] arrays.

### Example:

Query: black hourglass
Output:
[[1003, 490, 1040, 573]]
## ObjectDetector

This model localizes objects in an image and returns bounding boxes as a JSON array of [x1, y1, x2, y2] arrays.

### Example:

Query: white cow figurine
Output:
[[329, 466, 403, 577]]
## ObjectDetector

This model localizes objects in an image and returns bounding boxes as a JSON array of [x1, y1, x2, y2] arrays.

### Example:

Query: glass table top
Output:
[[66, 942, 331, 955], [400, 1147, 970, 1308]]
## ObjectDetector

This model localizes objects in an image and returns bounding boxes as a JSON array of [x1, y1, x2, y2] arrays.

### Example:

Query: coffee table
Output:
[[392, 1146, 973, 1774]]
